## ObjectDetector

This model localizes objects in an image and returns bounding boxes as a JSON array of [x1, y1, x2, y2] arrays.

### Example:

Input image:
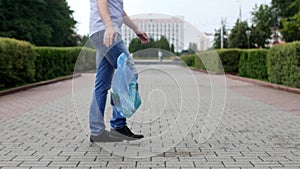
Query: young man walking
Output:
[[89, 0, 149, 142]]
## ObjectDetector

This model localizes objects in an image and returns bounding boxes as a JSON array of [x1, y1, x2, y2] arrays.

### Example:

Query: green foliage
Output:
[[271, 0, 298, 19], [271, 0, 300, 42], [129, 38, 146, 53], [34, 47, 81, 81], [229, 20, 250, 49], [0, 37, 95, 89], [77, 35, 90, 46], [0, 0, 77, 46], [129, 36, 172, 54], [213, 25, 229, 49], [195, 50, 223, 72], [74, 47, 96, 72], [45, 0, 77, 46], [281, 12, 300, 42], [238, 49, 269, 80], [251, 5, 276, 48], [194, 53, 205, 70], [280, 0, 300, 42], [181, 55, 195, 67], [192, 49, 241, 73], [182, 42, 300, 89], [0, 37, 36, 88], [170, 44, 175, 53], [157, 36, 170, 51], [217, 49, 242, 73], [267, 42, 300, 88]]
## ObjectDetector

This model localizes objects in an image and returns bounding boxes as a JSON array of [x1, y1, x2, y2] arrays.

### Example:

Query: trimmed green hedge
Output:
[[181, 44, 300, 88], [182, 49, 242, 73], [34, 47, 81, 81], [267, 42, 300, 88], [0, 38, 36, 89], [74, 47, 96, 72], [0, 37, 96, 89], [238, 49, 268, 80], [181, 54, 195, 67], [218, 49, 242, 73], [195, 50, 223, 72], [34, 47, 96, 81]]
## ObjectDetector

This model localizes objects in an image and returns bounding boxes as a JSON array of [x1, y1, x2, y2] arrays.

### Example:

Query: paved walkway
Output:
[[0, 64, 300, 168]]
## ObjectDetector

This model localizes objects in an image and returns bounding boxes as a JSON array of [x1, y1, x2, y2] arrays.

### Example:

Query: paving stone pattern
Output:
[[0, 64, 300, 168]]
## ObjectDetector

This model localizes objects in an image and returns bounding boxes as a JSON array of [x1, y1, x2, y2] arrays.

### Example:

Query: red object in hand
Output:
[[137, 33, 149, 44]]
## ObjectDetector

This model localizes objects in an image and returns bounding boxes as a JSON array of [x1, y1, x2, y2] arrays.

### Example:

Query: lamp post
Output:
[[246, 30, 251, 49]]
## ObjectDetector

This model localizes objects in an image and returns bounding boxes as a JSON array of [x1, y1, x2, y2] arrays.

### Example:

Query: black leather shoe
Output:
[[110, 126, 144, 141], [90, 130, 123, 142]]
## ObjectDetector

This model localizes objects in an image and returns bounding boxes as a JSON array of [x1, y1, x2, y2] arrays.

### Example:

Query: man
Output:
[[89, 0, 149, 142]]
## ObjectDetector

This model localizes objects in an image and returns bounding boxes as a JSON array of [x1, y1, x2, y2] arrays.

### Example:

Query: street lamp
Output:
[[246, 30, 251, 49]]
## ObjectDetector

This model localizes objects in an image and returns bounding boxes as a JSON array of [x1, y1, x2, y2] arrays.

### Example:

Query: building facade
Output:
[[122, 15, 185, 52], [197, 32, 213, 51]]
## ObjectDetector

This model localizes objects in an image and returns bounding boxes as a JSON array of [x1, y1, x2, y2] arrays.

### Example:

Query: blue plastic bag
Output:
[[111, 52, 142, 118]]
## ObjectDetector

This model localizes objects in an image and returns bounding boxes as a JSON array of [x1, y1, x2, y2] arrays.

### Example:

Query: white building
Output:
[[197, 32, 213, 51], [122, 14, 185, 52]]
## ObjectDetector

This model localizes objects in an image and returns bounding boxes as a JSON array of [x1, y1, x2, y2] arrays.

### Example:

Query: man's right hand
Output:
[[104, 25, 117, 47], [135, 28, 149, 44]]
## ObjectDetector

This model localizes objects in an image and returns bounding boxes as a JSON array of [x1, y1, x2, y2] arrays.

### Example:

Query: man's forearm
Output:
[[97, 0, 113, 28], [124, 12, 138, 32]]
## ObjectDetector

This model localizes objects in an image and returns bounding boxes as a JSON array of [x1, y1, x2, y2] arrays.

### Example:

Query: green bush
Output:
[[0, 37, 97, 90], [74, 47, 96, 72], [195, 50, 223, 72], [192, 49, 241, 73], [34, 47, 81, 81], [217, 49, 242, 73], [0, 38, 36, 88], [238, 49, 268, 80], [181, 54, 195, 67], [194, 53, 205, 70], [267, 42, 300, 88]]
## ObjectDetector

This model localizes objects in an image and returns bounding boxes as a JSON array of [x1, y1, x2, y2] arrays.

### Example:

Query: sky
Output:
[[67, 0, 271, 36]]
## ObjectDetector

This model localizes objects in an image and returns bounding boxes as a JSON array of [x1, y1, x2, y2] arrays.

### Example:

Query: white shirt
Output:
[[89, 0, 124, 36]]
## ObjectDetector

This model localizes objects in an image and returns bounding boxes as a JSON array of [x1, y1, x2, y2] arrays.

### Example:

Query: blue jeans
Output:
[[89, 31, 129, 136]]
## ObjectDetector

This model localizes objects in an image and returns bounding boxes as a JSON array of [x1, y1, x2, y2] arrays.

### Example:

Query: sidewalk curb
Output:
[[189, 67, 300, 95], [0, 74, 81, 96], [190, 67, 225, 75], [226, 74, 300, 95]]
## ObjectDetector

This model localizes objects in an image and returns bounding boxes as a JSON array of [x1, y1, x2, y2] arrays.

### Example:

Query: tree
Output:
[[270, 0, 300, 42], [77, 34, 90, 46], [251, 4, 277, 48], [129, 38, 142, 53], [156, 36, 170, 51], [0, 0, 52, 45], [129, 36, 172, 53], [213, 25, 228, 49], [170, 44, 175, 53], [44, 0, 77, 46], [280, 0, 300, 42], [144, 37, 156, 49], [0, 0, 77, 46], [271, 0, 297, 19], [228, 20, 250, 49]]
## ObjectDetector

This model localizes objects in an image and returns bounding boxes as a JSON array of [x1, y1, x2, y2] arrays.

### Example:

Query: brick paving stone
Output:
[[136, 161, 165, 168], [0, 64, 300, 168], [19, 161, 50, 167], [0, 80, 73, 121]]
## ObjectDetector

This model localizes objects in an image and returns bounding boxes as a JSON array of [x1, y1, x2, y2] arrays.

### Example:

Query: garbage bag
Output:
[[111, 52, 142, 118]]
